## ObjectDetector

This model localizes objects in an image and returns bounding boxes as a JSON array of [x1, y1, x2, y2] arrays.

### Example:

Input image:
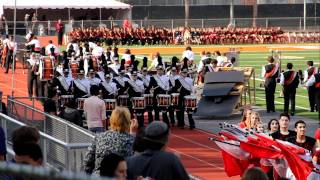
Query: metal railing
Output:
[[2, 17, 319, 36], [0, 113, 93, 171], [6, 96, 95, 144]]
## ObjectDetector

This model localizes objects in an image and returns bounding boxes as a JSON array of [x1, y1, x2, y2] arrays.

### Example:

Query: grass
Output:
[[133, 49, 320, 120]]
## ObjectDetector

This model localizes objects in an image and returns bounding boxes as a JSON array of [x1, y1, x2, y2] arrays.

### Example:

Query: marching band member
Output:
[[26, 53, 40, 97], [109, 58, 121, 75], [223, 57, 236, 67], [139, 57, 153, 123], [168, 58, 180, 126], [262, 56, 279, 113], [182, 46, 194, 61], [45, 40, 59, 56], [88, 69, 101, 86], [304, 61, 318, 112], [99, 73, 117, 99], [72, 70, 91, 99], [25, 36, 41, 53], [173, 61, 195, 129], [5, 35, 17, 74], [122, 49, 132, 65], [92, 42, 104, 58], [51, 69, 72, 96], [148, 64, 170, 126], [25, 29, 34, 43], [280, 63, 300, 116], [206, 59, 219, 73], [113, 59, 129, 95], [66, 40, 79, 54], [305, 64, 320, 120], [126, 68, 145, 128]]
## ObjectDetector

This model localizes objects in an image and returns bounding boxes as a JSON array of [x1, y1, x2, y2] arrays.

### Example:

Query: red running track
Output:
[[0, 63, 239, 180]]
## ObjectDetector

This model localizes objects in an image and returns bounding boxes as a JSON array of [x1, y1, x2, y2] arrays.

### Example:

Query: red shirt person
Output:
[[55, 19, 64, 45]]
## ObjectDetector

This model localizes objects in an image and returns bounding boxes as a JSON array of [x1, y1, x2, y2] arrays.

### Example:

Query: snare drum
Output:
[[132, 97, 145, 109], [60, 95, 74, 106], [184, 95, 197, 109], [104, 99, 116, 111], [171, 93, 179, 106], [77, 98, 86, 110], [143, 94, 153, 107], [157, 94, 171, 107], [118, 95, 129, 107]]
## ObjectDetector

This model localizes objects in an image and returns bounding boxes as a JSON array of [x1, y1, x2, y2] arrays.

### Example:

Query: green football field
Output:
[[132, 48, 320, 120]]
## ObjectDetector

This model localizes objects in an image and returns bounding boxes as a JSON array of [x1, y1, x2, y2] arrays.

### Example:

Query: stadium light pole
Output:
[[11, 0, 17, 97], [230, 0, 234, 26], [184, 0, 189, 27], [304, 0, 306, 30]]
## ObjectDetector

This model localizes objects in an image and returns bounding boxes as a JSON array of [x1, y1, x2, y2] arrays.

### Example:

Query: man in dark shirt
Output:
[[43, 89, 58, 115], [126, 121, 189, 180], [271, 113, 296, 141], [59, 100, 82, 127], [0, 126, 6, 161], [287, 120, 316, 152]]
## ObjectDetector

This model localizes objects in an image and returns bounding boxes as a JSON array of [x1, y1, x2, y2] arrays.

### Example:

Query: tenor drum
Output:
[[77, 98, 86, 110], [184, 95, 197, 109], [143, 94, 153, 107], [104, 99, 116, 111], [132, 97, 145, 109], [171, 93, 179, 106], [43, 58, 54, 80], [118, 95, 129, 107], [157, 94, 171, 107], [70, 63, 78, 78], [60, 95, 74, 106]]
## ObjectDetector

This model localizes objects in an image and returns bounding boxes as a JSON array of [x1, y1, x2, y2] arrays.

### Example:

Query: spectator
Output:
[[271, 113, 296, 141], [287, 120, 316, 152], [59, 100, 82, 127], [0, 126, 6, 161], [83, 85, 106, 133], [267, 118, 279, 135], [313, 128, 320, 165], [13, 142, 43, 166], [100, 153, 127, 179], [249, 111, 262, 130], [11, 126, 41, 165], [84, 107, 138, 174], [239, 108, 252, 129], [132, 129, 147, 154], [126, 121, 189, 180], [55, 19, 64, 46], [43, 89, 58, 115], [241, 167, 268, 180]]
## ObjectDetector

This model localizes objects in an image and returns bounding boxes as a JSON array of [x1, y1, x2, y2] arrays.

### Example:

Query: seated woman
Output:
[[239, 108, 253, 129], [266, 119, 279, 135], [84, 106, 138, 175]]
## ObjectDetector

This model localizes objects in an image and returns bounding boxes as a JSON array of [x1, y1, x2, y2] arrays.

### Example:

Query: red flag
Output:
[[240, 139, 282, 159], [276, 141, 313, 180], [221, 150, 249, 177]]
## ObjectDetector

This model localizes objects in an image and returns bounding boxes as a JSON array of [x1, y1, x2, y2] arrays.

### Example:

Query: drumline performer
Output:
[[148, 64, 170, 126], [88, 69, 101, 86], [173, 59, 196, 129], [113, 59, 129, 96], [5, 35, 17, 74], [26, 53, 40, 97], [139, 57, 153, 123], [167, 57, 180, 126], [126, 64, 145, 128], [72, 69, 90, 99], [305, 64, 320, 122]]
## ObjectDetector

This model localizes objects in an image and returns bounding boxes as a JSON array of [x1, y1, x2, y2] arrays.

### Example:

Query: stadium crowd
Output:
[[67, 26, 320, 45]]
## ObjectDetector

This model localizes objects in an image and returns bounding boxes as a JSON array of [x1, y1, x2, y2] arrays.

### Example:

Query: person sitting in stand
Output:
[[100, 153, 128, 179], [239, 108, 253, 129], [287, 120, 316, 152], [271, 113, 296, 141], [266, 119, 279, 135]]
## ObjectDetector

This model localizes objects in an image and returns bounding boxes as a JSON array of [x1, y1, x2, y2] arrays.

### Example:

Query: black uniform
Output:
[[314, 73, 320, 120], [125, 79, 145, 128], [282, 71, 299, 114], [148, 75, 170, 126], [27, 59, 40, 97], [172, 77, 195, 128], [264, 64, 279, 112]]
